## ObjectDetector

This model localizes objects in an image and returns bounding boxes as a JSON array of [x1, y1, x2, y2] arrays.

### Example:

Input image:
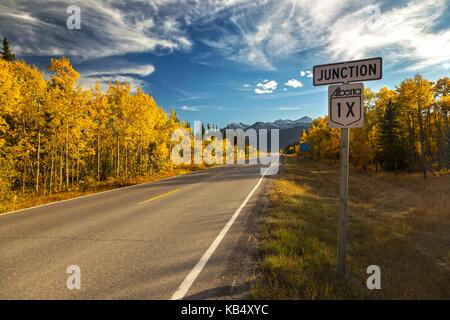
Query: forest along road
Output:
[[0, 164, 274, 299]]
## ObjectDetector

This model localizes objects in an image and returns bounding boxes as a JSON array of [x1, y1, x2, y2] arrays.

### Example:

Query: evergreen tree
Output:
[[378, 100, 406, 173], [1, 37, 16, 62]]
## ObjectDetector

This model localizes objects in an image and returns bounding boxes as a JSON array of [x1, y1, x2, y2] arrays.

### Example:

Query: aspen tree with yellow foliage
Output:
[[0, 56, 186, 212], [300, 76, 450, 176]]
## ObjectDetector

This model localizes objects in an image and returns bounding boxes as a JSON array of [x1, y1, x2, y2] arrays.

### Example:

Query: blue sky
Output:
[[1, 0, 449, 127]]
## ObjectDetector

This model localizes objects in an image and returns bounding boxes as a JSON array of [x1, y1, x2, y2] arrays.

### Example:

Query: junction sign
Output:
[[312, 57, 382, 275], [313, 57, 382, 86]]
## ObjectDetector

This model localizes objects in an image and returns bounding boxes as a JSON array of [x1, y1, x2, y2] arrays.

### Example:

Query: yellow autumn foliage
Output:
[[0, 57, 183, 198]]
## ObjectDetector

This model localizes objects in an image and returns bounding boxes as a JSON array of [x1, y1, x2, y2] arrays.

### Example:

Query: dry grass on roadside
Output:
[[252, 157, 450, 299]]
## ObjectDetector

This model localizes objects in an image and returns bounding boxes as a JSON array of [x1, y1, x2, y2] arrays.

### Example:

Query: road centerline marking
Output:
[[138, 188, 181, 205], [171, 163, 277, 300]]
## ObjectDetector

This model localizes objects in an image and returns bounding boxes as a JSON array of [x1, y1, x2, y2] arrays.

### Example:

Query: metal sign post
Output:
[[327, 82, 363, 274], [313, 57, 383, 275], [338, 127, 349, 275]]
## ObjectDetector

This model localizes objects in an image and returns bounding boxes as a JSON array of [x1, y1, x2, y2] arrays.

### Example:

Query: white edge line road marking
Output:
[[171, 162, 277, 300], [0, 165, 227, 216]]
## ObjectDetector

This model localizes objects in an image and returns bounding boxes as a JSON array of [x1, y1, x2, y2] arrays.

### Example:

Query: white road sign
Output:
[[313, 57, 382, 86], [316, 57, 380, 275], [328, 83, 364, 128]]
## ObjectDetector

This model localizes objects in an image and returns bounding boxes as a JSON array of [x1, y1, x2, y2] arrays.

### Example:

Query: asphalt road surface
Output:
[[0, 164, 273, 299]]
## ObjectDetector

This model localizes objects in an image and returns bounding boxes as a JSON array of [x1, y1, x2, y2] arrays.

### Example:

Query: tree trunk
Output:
[[116, 137, 120, 177], [22, 165, 26, 196], [43, 164, 47, 197], [125, 146, 128, 177], [97, 131, 100, 183], [139, 144, 142, 175], [407, 114, 416, 167], [50, 151, 54, 195], [36, 130, 41, 192], [66, 124, 69, 190], [76, 146, 80, 183], [435, 111, 443, 169], [417, 106, 427, 179], [59, 149, 63, 191], [71, 160, 74, 189]]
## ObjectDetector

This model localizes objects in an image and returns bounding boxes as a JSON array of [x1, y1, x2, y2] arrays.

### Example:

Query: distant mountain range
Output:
[[222, 116, 313, 149]]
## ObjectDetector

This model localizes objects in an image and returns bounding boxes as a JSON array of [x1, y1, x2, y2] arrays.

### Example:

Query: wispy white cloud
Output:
[[83, 64, 155, 77], [326, 0, 450, 71], [4, 11, 42, 24], [199, 0, 449, 71], [254, 80, 278, 94], [78, 62, 155, 91], [171, 87, 216, 101], [179, 105, 199, 111], [276, 106, 306, 111], [1, 0, 449, 73], [250, 86, 328, 100], [285, 79, 303, 88], [300, 70, 312, 78], [200, 0, 355, 70], [0, 0, 191, 60]]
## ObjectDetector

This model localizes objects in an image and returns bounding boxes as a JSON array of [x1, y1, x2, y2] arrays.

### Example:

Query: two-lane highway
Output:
[[0, 164, 273, 299]]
